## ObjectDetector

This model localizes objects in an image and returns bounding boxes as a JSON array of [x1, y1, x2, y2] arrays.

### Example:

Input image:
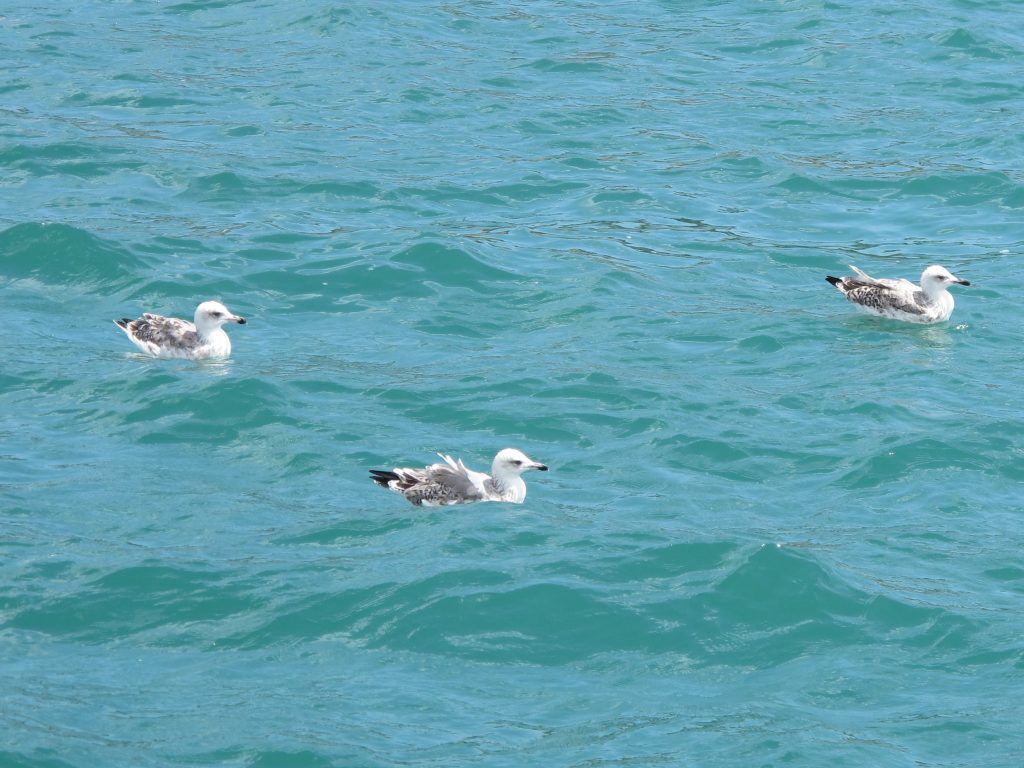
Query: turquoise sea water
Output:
[[2, 1, 1023, 766]]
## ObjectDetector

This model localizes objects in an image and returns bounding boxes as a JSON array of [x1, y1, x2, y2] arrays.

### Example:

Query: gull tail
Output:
[[369, 469, 400, 488], [826, 275, 851, 294]]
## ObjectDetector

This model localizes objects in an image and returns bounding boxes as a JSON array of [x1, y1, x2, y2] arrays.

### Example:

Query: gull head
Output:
[[492, 448, 548, 479], [920, 265, 970, 296], [194, 301, 247, 333]]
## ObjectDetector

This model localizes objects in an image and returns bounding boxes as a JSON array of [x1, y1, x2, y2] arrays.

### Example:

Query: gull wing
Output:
[[844, 283, 928, 316], [117, 313, 199, 355], [372, 454, 487, 506]]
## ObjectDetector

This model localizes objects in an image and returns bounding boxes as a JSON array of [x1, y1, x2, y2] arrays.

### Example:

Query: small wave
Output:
[[837, 436, 990, 489], [0, 222, 142, 290], [3, 562, 261, 645]]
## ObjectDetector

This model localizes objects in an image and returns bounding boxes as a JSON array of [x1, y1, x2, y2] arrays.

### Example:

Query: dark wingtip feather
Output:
[[825, 276, 842, 287], [114, 318, 132, 330], [369, 469, 399, 487]]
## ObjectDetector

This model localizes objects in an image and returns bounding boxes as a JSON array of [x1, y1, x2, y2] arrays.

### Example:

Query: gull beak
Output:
[[532, 462, 549, 472], [233, 315, 247, 325], [955, 278, 970, 286]]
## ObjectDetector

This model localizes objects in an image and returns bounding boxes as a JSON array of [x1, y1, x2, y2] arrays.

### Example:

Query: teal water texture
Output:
[[2, 1, 1023, 766]]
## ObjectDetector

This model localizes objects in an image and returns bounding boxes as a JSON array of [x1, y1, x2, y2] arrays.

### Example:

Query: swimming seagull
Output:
[[114, 301, 247, 359], [370, 448, 549, 506], [826, 265, 970, 324]]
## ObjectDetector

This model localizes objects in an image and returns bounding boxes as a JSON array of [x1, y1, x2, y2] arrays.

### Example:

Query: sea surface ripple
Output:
[[2, 2, 1023, 766]]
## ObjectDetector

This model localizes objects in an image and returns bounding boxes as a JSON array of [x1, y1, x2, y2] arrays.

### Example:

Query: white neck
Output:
[[199, 326, 232, 354], [490, 473, 527, 502]]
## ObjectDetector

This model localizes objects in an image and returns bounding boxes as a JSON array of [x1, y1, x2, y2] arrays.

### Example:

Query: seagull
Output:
[[114, 301, 247, 359], [370, 448, 549, 506], [826, 265, 970, 323]]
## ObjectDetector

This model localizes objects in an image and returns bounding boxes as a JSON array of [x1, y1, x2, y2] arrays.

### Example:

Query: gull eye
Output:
[[211, 311, 223, 317], [510, 459, 522, 466]]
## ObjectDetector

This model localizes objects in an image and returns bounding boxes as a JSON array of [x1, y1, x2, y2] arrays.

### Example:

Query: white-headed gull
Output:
[[370, 448, 549, 506], [826, 265, 969, 323], [114, 301, 246, 359]]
